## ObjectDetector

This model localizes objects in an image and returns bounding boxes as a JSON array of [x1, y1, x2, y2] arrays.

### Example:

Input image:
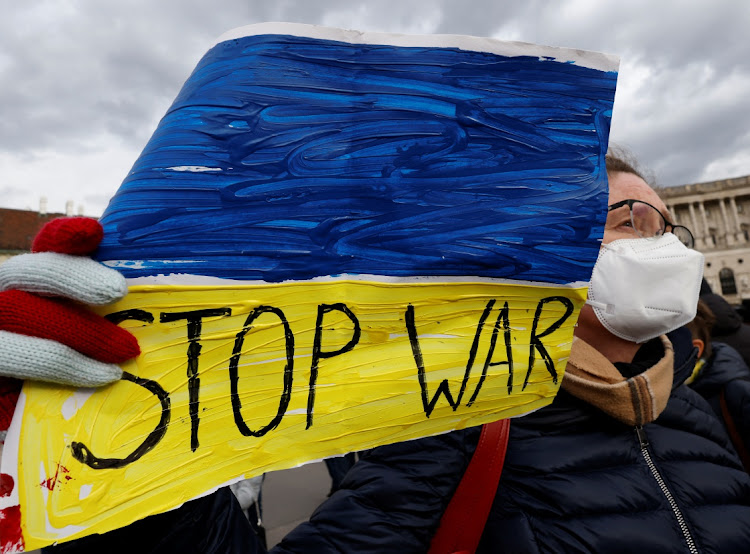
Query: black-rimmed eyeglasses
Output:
[[608, 199, 695, 248]]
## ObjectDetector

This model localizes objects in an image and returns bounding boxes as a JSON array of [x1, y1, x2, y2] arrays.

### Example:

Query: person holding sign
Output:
[[268, 152, 750, 552], [3, 152, 750, 553]]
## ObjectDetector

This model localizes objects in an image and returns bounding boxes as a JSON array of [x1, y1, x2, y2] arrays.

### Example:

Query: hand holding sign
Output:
[[0, 217, 142, 553], [0, 217, 138, 387]]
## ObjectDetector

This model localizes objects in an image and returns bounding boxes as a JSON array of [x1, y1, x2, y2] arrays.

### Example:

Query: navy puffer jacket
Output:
[[274, 328, 750, 553], [690, 341, 750, 472]]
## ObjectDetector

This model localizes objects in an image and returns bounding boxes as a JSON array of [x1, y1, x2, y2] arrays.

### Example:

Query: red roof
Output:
[[0, 208, 67, 252]]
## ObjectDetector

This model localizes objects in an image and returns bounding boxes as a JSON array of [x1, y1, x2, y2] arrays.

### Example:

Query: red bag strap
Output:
[[428, 419, 511, 554]]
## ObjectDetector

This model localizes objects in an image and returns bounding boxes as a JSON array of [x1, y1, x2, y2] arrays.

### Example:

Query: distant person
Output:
[[231, 475, 267, 549], [271, 151, 750, 552], [699, 279, 750, 366], [686, 299, 750, 471]]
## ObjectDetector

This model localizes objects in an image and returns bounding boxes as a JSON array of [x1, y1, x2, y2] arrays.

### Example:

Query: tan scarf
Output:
[[561, 335, 674, 426]]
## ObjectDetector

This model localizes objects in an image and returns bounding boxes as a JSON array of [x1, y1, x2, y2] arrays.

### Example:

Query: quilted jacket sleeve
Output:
[[690, 342, 750, 471], [271, 427, 479, 553], [722, 377, 750, 469]]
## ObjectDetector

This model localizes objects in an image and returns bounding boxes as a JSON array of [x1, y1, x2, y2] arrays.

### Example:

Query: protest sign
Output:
[[0, 22, 618, 551]]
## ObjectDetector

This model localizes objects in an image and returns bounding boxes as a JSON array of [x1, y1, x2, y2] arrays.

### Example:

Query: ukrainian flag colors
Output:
[[8, 23, 618, 550]]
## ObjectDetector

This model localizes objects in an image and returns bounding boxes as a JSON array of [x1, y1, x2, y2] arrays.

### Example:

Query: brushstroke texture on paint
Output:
[[97, 34, 616, 283]]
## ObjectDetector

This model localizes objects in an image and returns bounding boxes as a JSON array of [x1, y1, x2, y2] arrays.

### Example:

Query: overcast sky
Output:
[[2, 0, 749, 217]]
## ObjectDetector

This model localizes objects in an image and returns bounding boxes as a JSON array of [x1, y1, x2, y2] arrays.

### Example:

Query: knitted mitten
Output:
[[0, 218, 139, 549], [0, 252, 127, 305], [0, 217, 138, 435], [0, 290, 138, 363]]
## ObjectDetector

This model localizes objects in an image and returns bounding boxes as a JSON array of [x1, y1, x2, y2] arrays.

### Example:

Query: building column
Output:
[[698, 201, 713, 247], [719, 199, 735, 246], [729, 197, 745, 243], [688, 202, 703, 248]]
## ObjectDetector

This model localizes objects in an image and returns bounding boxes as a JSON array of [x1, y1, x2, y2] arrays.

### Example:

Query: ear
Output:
[[692, 338, 705, 359]]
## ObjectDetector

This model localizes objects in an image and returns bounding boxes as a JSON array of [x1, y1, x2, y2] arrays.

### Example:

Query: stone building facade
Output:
[[658, 174, 750, 305]]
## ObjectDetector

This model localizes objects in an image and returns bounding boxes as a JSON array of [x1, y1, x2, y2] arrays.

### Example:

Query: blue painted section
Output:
[[97, 33, 617, 284]]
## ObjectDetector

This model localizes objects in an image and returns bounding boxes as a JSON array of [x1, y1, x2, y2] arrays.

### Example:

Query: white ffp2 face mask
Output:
[[586, 233, 705, 343]]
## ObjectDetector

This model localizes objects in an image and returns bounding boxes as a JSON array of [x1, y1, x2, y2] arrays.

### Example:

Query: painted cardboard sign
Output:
[[0, 23, 618, 551]]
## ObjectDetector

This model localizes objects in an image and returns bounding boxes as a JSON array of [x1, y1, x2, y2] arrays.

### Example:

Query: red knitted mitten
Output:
[[0, 290, 139, 364], [0, 217, 136, 439]]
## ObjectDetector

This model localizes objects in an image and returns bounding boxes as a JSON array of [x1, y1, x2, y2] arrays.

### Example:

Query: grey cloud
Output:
[[0, 0, 748, 209], [0, 1, 250, 153]]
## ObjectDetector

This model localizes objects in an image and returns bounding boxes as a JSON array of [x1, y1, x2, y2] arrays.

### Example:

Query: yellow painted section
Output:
[[18, 280, 586, 548]]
